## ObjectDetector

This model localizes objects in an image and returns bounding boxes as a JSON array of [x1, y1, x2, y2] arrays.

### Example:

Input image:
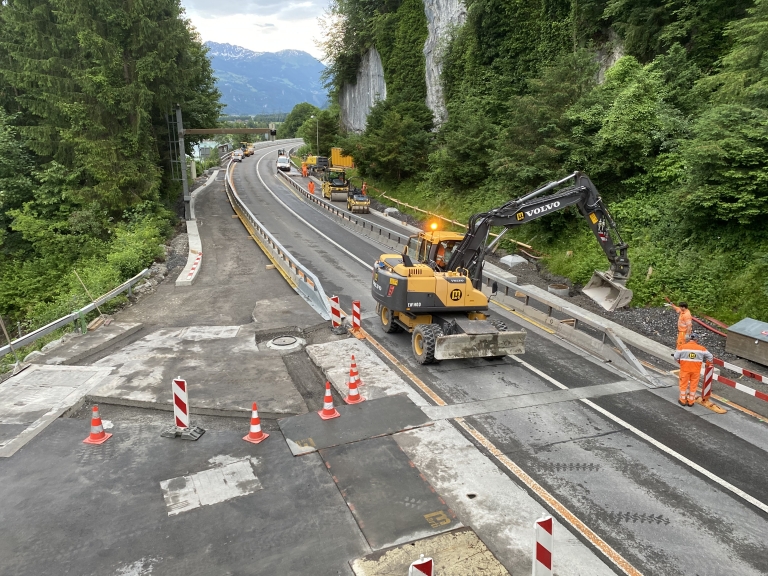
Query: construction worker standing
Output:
[[302, 163, 308, 178], [361, 181, 368, 196], [665, 301, 693, 348], [673, 333, 712, 407], [308, 180, 315, 195]]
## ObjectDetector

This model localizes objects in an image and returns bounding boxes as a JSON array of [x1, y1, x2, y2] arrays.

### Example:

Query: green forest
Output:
[[0, 0, 220, 334], [306, 0, 768, 323]]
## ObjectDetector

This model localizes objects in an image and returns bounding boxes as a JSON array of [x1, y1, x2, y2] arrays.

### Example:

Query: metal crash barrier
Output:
[[224, 159, 331, 320], [0, 268, 151, 359]]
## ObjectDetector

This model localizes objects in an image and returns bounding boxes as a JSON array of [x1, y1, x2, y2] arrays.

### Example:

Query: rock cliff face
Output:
[[339, 0, 466, 131], [339, 48, 387, 132], [423, 0, 466, 126]]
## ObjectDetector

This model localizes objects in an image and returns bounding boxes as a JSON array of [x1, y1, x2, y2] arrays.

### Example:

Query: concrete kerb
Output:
[[175, 220, 203, 287], [175, 170, 219, 287]]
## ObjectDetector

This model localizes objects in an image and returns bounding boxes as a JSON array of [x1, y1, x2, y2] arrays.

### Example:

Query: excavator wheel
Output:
[[412, 324, 443, 365], [484, 319, 508, 361], [379, 305, 403, 334]]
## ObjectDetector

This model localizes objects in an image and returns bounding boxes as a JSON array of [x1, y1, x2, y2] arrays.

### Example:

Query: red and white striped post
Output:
[[172, 377, 190, 428], [351, 300, 361, 331], [161, 377, 205, 440], [408, 554, 434, 576], [330, 295, 341, 328], [701, 362, 714, 401], [533, 514, 553, 576]]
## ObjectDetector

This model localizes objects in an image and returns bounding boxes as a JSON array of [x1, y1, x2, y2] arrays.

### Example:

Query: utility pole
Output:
[[176, 104, 191, 221]]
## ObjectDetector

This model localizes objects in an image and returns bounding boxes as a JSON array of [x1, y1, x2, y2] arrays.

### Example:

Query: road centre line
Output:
[[358, 327, 641, 575], [248, 146, 768, 515], [454, 417, 643, 576]]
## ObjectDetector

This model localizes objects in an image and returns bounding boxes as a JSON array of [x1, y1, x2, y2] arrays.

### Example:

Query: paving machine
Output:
[[371, 172, 632, 364], [322, 168, 350, 202]]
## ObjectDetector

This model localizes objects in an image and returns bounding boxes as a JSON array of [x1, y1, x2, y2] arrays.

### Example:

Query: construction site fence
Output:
[[0, 268, 150, 359], [224, 158, 331, 321]]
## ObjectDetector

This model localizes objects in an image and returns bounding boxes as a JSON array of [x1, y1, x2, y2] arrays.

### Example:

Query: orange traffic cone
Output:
[[243, 402, 269, 444], [350, 355, 363, 386], [345, 369, 364, 404], [318, 381, 340, 420], [83, 405, 112, 445]]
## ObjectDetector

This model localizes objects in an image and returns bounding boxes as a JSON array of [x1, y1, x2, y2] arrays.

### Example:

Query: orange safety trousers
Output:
[[676, 331, 688, 349], [679, 370, 699, 403]]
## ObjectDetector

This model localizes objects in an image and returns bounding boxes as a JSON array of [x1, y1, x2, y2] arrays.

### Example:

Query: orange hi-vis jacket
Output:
[[672, 305, 693, 333], [673, 341, 713, 373]]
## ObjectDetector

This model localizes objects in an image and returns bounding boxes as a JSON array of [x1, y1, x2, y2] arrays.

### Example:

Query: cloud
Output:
[[187, 12, 327, 59], [182, 0, 326, 19]]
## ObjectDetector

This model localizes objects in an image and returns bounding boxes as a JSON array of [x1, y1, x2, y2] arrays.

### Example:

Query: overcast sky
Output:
[[181, 0, 327, 60]]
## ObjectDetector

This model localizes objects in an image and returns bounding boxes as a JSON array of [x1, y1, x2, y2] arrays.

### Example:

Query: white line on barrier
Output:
[[510, 354, 768, 515], [253, 151, 374, 272]]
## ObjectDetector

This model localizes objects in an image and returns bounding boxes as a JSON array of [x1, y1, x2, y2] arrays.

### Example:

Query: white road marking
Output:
[[510, 355, 768, 515], [253, 152, 374, 271], [159, 458, 262, 516]]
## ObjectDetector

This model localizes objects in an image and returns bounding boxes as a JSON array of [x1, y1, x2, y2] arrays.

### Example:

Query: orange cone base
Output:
[[243, 431, 269, 444], [83, 432, 112, 445], [345, 394, 365, 405], [318, 408, 340, 420]]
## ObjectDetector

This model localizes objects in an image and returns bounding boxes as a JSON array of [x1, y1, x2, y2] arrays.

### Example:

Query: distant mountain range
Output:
[[205, 42, 328, 115]]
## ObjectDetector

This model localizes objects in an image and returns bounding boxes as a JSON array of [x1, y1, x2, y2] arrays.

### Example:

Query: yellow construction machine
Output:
[[322, 168, 350, 202], [371, 172, 632, 364]]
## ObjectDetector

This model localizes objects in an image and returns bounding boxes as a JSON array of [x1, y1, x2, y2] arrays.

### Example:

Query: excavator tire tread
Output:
[[488, 319, 508, 332], [380, 305, 403, 334], [412, 324, 442, 365]]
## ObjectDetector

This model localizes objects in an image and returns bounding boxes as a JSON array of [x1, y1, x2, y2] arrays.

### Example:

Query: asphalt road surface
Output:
[[232, 144, 768, 576]]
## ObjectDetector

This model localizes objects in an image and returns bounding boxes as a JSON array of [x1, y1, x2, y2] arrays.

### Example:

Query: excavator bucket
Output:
[[434, 330, 526, 361], [583, 270, 633, 312]]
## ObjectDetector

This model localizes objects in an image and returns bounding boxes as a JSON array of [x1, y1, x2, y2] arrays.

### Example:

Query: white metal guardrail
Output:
[[224, 159, 331, 320], [0, 268, 150, 359]]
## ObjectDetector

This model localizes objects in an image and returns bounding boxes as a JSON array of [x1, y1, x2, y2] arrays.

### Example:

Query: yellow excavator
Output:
[[371, 172, 632, 364]]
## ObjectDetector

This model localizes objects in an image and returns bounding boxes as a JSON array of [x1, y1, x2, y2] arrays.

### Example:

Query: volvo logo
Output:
[[525, 201, 561, 217], [450, 289, 462, 301]]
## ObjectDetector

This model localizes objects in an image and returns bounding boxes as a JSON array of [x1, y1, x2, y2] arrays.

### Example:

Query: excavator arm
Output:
[[445, 172, 632, 311]]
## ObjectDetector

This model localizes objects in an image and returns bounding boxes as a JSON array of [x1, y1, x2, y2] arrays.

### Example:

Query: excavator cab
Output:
[[404, 231, 464, 271]]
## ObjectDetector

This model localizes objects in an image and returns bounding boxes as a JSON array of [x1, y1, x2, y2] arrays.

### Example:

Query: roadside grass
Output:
[[1, 210, 171, 374]]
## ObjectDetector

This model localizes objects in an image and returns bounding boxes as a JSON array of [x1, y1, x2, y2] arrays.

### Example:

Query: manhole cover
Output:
[[264, 335, 305, 351]]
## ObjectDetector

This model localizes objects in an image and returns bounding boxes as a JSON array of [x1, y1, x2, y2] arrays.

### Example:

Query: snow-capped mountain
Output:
[[204, 42, 328, 115], [205, 42, 264, 59]]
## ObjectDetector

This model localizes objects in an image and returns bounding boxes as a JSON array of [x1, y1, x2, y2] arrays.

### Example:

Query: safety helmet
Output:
[[689, 332, 699, 340]]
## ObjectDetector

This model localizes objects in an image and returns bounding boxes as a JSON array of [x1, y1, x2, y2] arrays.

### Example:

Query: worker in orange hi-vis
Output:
[[673, 333, 713, 407], [665, 301, 692, 348], [361, 181, 368, 196], [302, 163, 308, 178], [308, 180, 315, 195]]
